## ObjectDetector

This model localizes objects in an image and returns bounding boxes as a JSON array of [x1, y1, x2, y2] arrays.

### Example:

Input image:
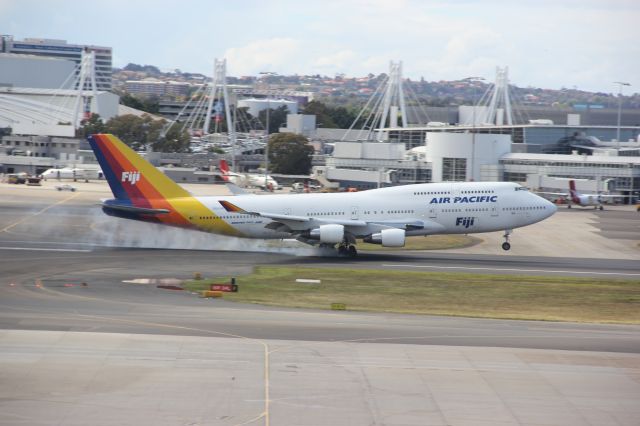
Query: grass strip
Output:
[[183, 267, 640, 324]]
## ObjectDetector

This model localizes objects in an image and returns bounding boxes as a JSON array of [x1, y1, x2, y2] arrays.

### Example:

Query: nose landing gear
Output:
[[502, 229, 512, 251]]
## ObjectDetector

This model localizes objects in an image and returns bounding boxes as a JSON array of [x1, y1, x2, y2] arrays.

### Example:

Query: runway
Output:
[[1, 182, 640, 425]]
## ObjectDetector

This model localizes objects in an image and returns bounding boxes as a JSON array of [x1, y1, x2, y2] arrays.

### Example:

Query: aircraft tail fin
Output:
[[219, 159, 230, 181], [88, 134, 190, 204], [568, 180, 580, 204]]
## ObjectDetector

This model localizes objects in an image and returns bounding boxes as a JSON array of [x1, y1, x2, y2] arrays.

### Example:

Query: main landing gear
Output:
[[502, 229, 512, 251], [337, 243, 358, 258]]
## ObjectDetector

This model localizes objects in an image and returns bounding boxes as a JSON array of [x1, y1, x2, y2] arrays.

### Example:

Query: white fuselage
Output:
[[223, 172, 279, 190], [246, 174, 279, 190], [574, 194, 602, 207], [192, 181, 556, 239], [41, 168, 101, 180]]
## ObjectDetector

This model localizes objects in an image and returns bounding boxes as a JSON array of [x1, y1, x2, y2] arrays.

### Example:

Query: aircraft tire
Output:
[[347, 245, 357, 258], [501, 242, 511, 251]]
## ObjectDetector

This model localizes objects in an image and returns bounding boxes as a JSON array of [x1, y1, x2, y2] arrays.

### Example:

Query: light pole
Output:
[[614, 81, 630, 149], [259, 72, 274, 190], [465, 76, 484, 181], [264, 99, 270, 189]]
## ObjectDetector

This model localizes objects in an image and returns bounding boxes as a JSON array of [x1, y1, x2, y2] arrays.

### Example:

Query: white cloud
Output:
[[2, 0, 639, 92], [314, 50, 357, 71], [224, 38, 302, 76]]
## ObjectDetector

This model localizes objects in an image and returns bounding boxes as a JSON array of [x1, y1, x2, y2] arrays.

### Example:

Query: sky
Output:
[[1, 0, 639, 94]]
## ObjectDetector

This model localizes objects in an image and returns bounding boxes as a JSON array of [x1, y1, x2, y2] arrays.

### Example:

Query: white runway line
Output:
[[0, 246, 91, 253], [382, 264, 640, 277]]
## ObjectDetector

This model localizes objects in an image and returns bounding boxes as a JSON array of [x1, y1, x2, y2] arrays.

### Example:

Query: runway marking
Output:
[[0, 246, 92, 253], [71, 312, 271, 426], [382, 264, 640, 277], [0, 192, 80, 233], [3, 282, 271, 426], [0, 239, 97, 245]]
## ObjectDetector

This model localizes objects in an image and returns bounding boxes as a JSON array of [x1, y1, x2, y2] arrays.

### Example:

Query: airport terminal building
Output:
[[1, 35, 113, 91], [313, 121, 640, 198]]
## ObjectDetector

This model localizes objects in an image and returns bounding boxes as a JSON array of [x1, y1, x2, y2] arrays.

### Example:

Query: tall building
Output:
[[125, 79, 192, 97], [1, 35, 112, 91], [0, 53, 76, 89]]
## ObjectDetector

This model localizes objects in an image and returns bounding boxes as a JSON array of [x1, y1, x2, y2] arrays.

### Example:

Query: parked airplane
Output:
[[218, 160, 279, 190], [539, 180, 624, 210], [89, 134, 557, 256], [41, 167, 102, 181]]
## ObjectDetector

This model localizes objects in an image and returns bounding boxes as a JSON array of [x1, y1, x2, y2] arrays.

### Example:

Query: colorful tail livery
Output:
[[568, 180, 581, 204], [88, 134, 241, 235], [219, 159, 230, 181]]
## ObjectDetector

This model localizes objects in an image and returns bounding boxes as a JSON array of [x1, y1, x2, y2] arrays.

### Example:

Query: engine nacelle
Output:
[[309, 224, 344, 244], [363, 228, 406, 247]]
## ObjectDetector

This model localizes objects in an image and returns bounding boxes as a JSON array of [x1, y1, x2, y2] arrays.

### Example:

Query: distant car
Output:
[[55, 184, 76, 192], [292, 182, 321, 192]]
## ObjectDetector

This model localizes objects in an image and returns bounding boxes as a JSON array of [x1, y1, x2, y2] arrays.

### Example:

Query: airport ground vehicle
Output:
[[26, 177, 42, 186], [55, 184, 77, 192], [6, 173, 27, 184]]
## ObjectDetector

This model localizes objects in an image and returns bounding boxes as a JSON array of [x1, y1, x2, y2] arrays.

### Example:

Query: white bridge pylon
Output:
[[376, 61, 408, 140], [472, 66, 515, 126], [204, 58, 235, 138], [344, 60, 420, 142], [71, 50, 100, 129]]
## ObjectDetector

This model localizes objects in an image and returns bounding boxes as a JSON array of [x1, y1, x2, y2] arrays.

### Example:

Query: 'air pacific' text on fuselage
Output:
[[429, 195, 498, 204]]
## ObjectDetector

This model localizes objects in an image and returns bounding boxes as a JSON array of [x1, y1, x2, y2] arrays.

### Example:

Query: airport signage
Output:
[[210, 284, 238, 292]]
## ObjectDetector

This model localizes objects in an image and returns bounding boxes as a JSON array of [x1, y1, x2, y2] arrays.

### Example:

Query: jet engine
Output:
[[309, 224, 344, 244], [363, 228, 406, 247]]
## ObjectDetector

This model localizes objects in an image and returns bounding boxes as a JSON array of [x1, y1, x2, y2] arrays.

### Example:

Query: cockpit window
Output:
[[515, 186, 528, 191]]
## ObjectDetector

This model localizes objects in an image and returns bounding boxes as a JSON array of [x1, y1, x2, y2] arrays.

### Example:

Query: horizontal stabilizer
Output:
[[225, 183, 252, 196], [102, 203, 170, 215]]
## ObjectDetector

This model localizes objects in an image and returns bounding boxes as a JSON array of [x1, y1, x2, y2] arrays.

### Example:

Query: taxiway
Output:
[[1, 181, 639, 425]]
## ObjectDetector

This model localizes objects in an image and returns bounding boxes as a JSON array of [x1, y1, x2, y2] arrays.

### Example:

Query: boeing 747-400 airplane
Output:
[[89, 134, 557, 256]]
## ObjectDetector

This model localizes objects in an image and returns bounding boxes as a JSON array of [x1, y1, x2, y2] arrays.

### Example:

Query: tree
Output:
[[77, 113, 105, 139], [258, 105, 290, 134], [103, 114, 189, 152], [120, 93, 160, 114], [120, 93, 144, 110], [104, 114, 150, 150], [327, 105, 361, 129], [301, 100, 337, 128], [268, 133, 314, 175], [151, 124, 190, 153]]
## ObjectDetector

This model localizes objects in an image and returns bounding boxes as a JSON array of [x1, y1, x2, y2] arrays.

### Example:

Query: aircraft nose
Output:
[[545, 198, 558, 216]]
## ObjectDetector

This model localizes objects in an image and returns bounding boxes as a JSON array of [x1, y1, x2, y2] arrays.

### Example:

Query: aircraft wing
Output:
[[569, 144, 597, 151], [218, 200, 442, 233], [596, 194, 632, 198], [572, 144, 640, 153], [219, 200, 367, 226], [535, 191, 568, 197]]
